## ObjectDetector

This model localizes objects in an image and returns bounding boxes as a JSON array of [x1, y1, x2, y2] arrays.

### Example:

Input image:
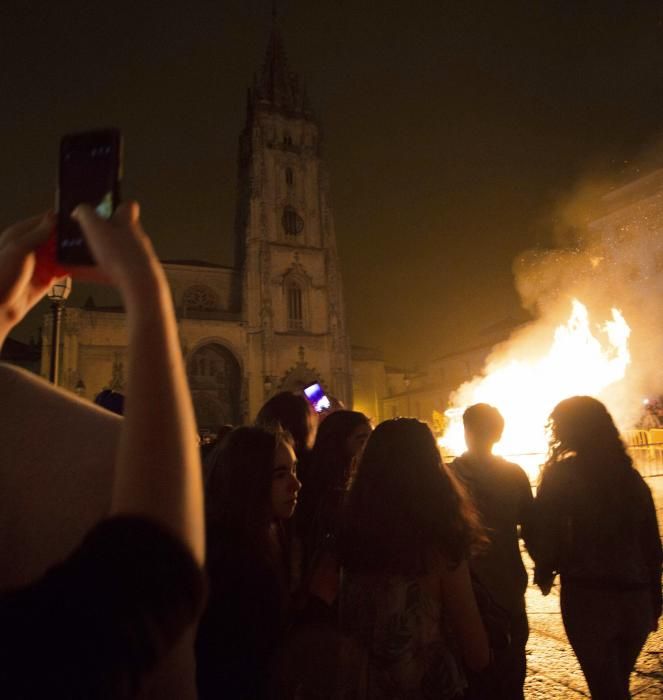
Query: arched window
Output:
[[287, 282, 304, 330], [285, 167, 294, 186], [283, 132, 293, 146]]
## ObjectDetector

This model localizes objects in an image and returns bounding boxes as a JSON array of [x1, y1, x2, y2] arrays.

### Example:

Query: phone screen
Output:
[[57, 129, 122, 265], [303, 383, 331, 413]]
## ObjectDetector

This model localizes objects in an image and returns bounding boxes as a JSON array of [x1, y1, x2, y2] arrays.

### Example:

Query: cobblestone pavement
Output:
[[523, 475, 663, 698]]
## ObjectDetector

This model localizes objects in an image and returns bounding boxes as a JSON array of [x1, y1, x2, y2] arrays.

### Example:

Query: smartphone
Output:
[[56, 128, 122, 265], [303, 382, 331, 413]]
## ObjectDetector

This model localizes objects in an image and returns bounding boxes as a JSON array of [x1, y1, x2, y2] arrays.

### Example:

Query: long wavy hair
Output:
[[339, 418, 485, 576], [542, 396, 640, 521], [204, 426, 292, 569], [544, 396, 632, 476], [296, 410, 370, 549]]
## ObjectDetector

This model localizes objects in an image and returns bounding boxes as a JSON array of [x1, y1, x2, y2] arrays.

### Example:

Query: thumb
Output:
[[72, 201, 140, 230], [112, 200, 140, 226], [71, 203, 106, 231]]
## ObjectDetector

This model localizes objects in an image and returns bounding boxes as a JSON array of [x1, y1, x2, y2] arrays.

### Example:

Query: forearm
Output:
[[442, 559, 490, 671], [111, 266, 204, 565]]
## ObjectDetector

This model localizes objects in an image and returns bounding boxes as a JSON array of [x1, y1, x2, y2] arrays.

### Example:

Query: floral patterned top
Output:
[[337, 570, 466, 699]]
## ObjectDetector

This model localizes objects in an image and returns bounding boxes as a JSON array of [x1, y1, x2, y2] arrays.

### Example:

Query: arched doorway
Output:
[[187, 343, 241, 430]]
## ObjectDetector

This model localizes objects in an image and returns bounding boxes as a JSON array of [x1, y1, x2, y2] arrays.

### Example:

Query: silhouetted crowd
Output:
[[0, 204, 661, 699]]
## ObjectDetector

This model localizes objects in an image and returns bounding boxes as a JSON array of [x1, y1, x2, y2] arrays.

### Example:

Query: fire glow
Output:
[[439, 300, 631, 481]]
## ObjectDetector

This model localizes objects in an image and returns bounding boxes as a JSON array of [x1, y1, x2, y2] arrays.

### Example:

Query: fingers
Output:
[[72, 200, 140, 230], [0, 213, 53, 306], [0, 212, 52, 253], [0, 214, 43, 246], [113, 200, 140, 225], [71, 203, 110, 233], [70, 200, 158, 295], [0, 249, 34, 305]]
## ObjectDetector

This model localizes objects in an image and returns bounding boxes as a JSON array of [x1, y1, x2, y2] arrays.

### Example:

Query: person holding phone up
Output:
[[0, 203, 206, 698]]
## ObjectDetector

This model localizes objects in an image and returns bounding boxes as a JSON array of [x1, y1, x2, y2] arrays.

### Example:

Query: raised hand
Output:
[[70, 201, 164, 301], [0, 212, 61, 346]]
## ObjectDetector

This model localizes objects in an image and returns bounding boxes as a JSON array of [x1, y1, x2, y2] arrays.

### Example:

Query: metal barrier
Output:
[[442, 429, 663, 480], [623, 429, 663, 478]]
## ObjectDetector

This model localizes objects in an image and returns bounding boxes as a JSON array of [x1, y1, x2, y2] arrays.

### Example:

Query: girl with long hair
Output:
[[337, 418, 489, 699], [533, 396, 662, 699], [256, 391, 317, 480], [195, 426, 301, 699], [297, 410, 372, 595], [282, 411, 372, 699]]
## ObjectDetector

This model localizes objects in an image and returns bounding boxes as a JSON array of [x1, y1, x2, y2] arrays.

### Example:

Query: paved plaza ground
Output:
[[523, 475, 663, 698]]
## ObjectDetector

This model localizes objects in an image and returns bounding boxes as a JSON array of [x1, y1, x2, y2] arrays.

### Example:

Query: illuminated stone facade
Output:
[[41, 28, 353, 428]]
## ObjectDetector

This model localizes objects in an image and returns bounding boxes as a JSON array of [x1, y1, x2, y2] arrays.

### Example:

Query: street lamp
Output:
[[47, 277, 72, 385]]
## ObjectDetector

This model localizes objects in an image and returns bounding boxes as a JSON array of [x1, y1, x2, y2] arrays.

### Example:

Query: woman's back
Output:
[[536, 456, 658, 587], [338, 566, 466, 700], [533, 396, 662, 699], [337, 419, 489, 699]]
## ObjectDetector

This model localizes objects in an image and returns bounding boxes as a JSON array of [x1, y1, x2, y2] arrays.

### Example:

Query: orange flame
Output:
[[439, 300, 631, 481]]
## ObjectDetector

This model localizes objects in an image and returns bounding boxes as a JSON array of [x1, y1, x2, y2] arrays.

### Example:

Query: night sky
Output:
[[3, 1, 663, 365]]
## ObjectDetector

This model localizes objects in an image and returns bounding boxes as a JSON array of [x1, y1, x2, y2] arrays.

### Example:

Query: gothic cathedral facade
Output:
[[43, 27, 353, 429]]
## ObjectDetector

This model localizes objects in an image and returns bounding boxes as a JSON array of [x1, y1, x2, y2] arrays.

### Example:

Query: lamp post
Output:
[[47, 277, 72, 385]]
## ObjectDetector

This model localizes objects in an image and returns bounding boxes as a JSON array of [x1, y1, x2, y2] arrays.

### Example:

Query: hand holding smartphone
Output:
[[303, 382, 331, 414], [56, 128, 122, 266]]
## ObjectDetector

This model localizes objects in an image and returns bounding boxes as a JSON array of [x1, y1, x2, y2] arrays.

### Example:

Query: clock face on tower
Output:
[[282, 206, 304, 237]]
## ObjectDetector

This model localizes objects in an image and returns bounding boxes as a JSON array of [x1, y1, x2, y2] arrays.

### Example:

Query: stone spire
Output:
[[251, 8, 311, 117]]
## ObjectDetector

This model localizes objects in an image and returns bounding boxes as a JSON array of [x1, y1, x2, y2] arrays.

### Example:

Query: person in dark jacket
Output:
[[450, 403, 534, 700], [532, 396, 662, 699]]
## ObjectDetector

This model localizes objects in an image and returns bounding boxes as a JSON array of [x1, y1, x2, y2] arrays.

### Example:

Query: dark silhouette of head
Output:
[[93, 389, 125, 416], [296, 410, 370, 539], [214, 424, 234, 444], [256, 391, 316, 456], [204, 426, 294, 564], [463, 403, 504, 454], [546, 396, 631, 473], [315, 409, 371, 466], [340, 418, 485, 576], [544, 396, 639, 525]]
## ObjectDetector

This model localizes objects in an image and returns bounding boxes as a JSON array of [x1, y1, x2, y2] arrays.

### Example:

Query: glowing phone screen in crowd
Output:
[[303, 383, 331, 413]]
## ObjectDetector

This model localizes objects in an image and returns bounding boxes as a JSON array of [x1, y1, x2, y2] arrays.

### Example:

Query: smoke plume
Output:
[[447, 163, 663, 437]]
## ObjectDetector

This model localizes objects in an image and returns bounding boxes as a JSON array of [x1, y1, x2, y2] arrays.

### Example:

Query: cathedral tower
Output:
[[39, 18, 353, 428], [235, 21, 352, 413]]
